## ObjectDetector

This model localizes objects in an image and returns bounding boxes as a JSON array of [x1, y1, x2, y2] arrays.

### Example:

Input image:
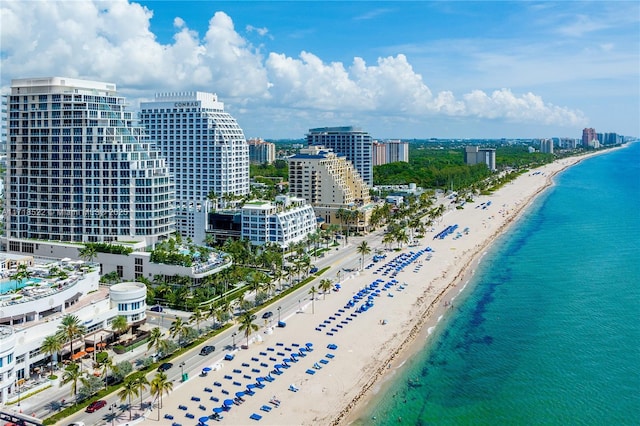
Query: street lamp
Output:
[[180, 362, 185, 377], [109, 403, 118, 426], [277, 306, 281, 322], [16, 379, 21, 408], [232, 332, 237, 349]]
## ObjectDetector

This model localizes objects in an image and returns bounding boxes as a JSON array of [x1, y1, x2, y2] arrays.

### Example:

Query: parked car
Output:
[[310, 267, 318, 273], [200, 345, 215, 356], [158, 362, 173, 372], [250, 314, 257, 320], [85, 400, 107, 413], [262, 311, 273, 319], [150, 305, 163, 312]]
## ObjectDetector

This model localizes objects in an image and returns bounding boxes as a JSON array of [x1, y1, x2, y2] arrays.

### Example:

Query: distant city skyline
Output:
[[1, 1, 638, 139]]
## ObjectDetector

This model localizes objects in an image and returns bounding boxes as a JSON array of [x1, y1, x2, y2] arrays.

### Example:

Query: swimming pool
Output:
[[0, 277, 42, 295]]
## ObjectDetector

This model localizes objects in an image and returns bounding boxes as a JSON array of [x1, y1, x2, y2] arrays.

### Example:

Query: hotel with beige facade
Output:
[[287, 146, 373, 232]]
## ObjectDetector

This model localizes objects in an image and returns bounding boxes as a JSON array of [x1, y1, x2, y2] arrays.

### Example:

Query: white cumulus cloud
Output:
[[0, 0, 586, 133]]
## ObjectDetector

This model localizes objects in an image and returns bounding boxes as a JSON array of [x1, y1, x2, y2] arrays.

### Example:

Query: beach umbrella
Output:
[[235, 391, 245, 398], [213, 407, 224, 413], [256, 377, 265, 383], [247, 384, 257, 389], [223, 399, 235, 406], [199, 416, 210, 424], [274, 364, 283, 369], [203, 367, 212, 372]]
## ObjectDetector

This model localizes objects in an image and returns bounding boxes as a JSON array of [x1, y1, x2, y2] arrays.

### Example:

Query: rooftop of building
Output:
[[307, 126, 364, 133]]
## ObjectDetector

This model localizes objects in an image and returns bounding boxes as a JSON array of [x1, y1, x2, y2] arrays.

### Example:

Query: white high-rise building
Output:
[[306, 126, 373, 186], [385, 140, 409, 163], [5, 77, 175, 248], [140, 92, 250, 243], [540, 139, 554, 154]]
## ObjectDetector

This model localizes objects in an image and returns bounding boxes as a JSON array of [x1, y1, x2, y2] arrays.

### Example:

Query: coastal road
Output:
[[57, 234, 387, 425]]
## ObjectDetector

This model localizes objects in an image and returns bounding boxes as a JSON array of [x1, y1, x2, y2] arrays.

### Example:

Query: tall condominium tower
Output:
[[540, 139, 554, 154], [140, 92, 249, 243], [372, 141, 387, 166], [582, 128, 597, 148], [385, 140, 409, 163], [247, 138, 276, 164], [306, 126, 373, 186], [464, 146, 496, 171], [5, 77, 175, 247], [1, 95, 7, 156]]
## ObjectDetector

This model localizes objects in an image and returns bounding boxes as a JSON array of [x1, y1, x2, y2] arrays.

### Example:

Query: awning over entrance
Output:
[[71, 351, 87, 360], [84, 330, 113, 344]]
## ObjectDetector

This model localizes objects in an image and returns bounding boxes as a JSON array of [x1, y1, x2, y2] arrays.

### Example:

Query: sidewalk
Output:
[[9, 237, 364, 422]]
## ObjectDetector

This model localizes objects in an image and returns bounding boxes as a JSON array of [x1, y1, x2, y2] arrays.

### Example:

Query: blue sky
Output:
[[1, 1, 638, 139]]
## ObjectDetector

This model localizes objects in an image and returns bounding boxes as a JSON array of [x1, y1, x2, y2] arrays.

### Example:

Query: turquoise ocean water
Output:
[[354, 143, 640, 425]]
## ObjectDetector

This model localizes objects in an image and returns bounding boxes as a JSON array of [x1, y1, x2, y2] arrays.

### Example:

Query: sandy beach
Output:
[[142, 150, 618, 426]]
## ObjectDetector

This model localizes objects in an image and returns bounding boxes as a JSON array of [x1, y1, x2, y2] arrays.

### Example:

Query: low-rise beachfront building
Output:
[[0, 264, 151, 404], [1, 238, 232, 284], [0, 326, 16, 404], [241, 195, 317, 249], [109, 282, 147, 326], [0, 253, 34, 276], [0, 261, 154, 404]]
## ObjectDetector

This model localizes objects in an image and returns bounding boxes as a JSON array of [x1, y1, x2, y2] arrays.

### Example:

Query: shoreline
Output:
[[143, 147, 624, 426], [338, 146, 626, 425]]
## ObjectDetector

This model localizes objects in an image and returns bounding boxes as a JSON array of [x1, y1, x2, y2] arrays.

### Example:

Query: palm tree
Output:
[[188, 307, 205, 335], [319, 279, 332, 300], [308, 286, 318, 314], [78, 244, 97, 263], [10, 263, 30, 292], [133, 375, 150, 411], [169, 317, 189, 344], [118, 378, 139, 420], [394, 229, 409, 249], [57, 314, 86, 361], [262, 277, 277, 297], [110, 315, 129, 340], [207, 190, 219, 211], [41, 334, 62, 377], [61, 363, 84, 403], [219, 300, 234, 323], [238, 312, 259, 347], [282, 268, 292, 290], [356, 241, 372, 270], [382, 232, 395, 251], [97, 355, 113, 389], [146, 327, 163, 354], [150, 372, 173, 418]]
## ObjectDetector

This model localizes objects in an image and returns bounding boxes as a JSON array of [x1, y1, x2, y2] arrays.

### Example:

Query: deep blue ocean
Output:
[[354, 143, 640, 426]]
